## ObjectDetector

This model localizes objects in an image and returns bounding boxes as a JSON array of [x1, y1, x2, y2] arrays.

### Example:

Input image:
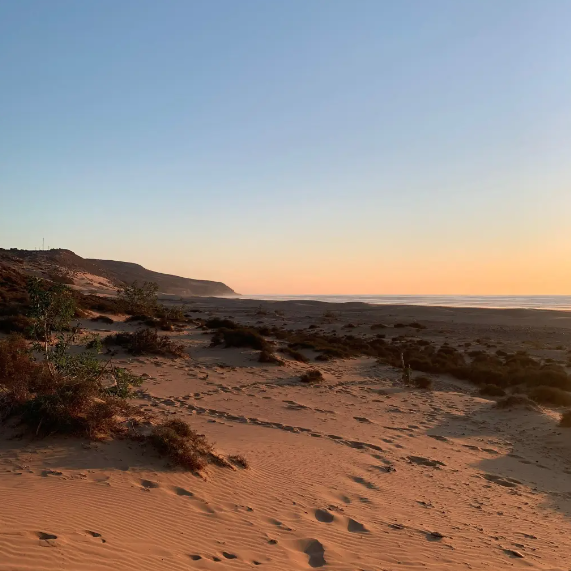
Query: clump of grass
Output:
[[370, 323, 388, 330], [211, 327, 269, 351], [258, 350, 284, 365], [0, 314, 33, 337], [105, 329, 187, 358], [91, 315, 114, 324], [559, 410, 571, 427], [479, 384, 506, 397], [205, 318, 238, 330], [228, 454, 249, 469], [413, 376, 432, 389], [280, 347, 309, 363], [528, 385, 571, 407], [495, 394, 539, 411], [148, 419, 213, 471], [299, 369, 324, 383]]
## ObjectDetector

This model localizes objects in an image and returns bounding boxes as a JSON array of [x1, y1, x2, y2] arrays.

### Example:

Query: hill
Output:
[[0, 249, 235, 297]]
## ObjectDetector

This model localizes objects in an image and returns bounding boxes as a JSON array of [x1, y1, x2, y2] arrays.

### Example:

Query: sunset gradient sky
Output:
[[1, 1, 570, 294]]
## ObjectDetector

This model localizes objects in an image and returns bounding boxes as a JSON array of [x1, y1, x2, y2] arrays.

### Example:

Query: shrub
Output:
[[299, 369, 324, 383], [105, 329, 187, 358], [211, 327, 269, 351], [280, 347, 309, 363], [149, 419, 214, 471], [479, 384, 506, 397], [0, 314, 33, 336], [228, 455, 249, 468], [370, 323, 388, 330], [91, 315, 114, 324], [413, 376, 432, 389], [559, 410, 571, 427], [48, 271, 74, 285], [528, 386, 571, 407], [205, 318, 238, 330], [258, 350, 283, 365], [495, 395, 539, 410], [117, 281, 159, 315]]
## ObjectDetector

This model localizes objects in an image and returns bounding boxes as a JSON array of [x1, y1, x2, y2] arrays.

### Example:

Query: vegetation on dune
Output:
[[258, 349, 284, 365], [559, 410, 571, 427], [210, 327, 270, 351], [0, 279, 234, 472], [104, 328, 187, 358], [299, 369, 324, 383]]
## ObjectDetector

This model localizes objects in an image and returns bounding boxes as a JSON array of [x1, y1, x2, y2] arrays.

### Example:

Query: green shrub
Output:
[[117, 281, 159, 315]]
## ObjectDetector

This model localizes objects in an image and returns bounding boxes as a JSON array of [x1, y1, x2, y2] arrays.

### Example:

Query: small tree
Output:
[[118, 281, 159, 315]]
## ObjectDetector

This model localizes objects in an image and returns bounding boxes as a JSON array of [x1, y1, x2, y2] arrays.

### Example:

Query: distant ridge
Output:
[[90, 258, 235, 297], [0, 248, 235, 297]]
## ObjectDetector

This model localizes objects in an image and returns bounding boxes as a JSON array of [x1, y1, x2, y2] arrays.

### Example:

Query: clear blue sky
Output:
[[1, 1, 570, 294]]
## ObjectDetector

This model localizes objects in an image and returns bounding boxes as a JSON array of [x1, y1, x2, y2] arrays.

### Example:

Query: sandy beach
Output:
[[1, 297, 570, 570]]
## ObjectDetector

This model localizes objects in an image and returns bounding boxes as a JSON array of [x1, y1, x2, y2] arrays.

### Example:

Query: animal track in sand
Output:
[[86, 530, 106, 543], [301, 539, 326, 568], [37, 532, 58, 547], [172, 486, 194, 497]]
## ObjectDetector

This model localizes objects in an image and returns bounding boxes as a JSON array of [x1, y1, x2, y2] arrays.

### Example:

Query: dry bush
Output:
[[0, 314, 33, 337], [370, 323, 388, 330], [0, 335, 140, 437], [149, 419, 214, 471], [413, 376, 432, 389], [105, 329, 187, 358], [211, 327, 269, 351], [528, 385, 571, 407], [91, 315, 114, 324], [205, 318, 238, 330], [228, 454, 249, 469], [258, 350, 283, 365], [299, 369, 324, 383], [280, 347, 309, 363], [479, 384, 506, 397], [559, 410, 571, 427], [495, 394, 540, 411]]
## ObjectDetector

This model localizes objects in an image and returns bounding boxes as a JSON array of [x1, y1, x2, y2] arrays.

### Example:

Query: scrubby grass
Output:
[[205, 318, 238, 330], [0, 314, 33, 337], [299, 369, 324, 383], [91, 315, 114, 324], [258, 350, 284, 365], [479, 384, 506, 397], [149, 419, 214, 471], [228, 454, 249, 469], [528, 385, 571, 407], [105, 329, 187, 358], [495, 394, 539, 410], [0, 334, 142, 436], [559, 410, 571, 427], [412, 376, 432, 389], [211, 327, 269, 351], [280, 347, 309, 363]]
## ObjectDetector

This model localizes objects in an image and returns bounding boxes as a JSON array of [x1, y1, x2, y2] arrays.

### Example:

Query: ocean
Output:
[[240, 295, 571, 311]]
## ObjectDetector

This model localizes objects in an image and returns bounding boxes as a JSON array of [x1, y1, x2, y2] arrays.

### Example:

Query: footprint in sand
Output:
[[314, 509, 335, 523], [347, 518, 369, 533], [140, 479, 160, 490], [37, 532, 58, 547], [301, 539, 326, 568], [86, 530, 106, 543], [172, 486, 194, 497], [222, 552, 238, 559], [351, 476, 378, 490]]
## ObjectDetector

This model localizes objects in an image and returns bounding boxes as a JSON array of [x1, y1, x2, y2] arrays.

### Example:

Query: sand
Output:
[[1, 298, 571, 570]]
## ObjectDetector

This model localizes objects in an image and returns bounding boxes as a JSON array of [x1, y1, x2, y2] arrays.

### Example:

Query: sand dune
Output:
[[1, 300, 571, 570]]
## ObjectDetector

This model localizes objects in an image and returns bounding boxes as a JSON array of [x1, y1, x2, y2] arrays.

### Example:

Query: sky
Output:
[[1, 0, 570, 295]]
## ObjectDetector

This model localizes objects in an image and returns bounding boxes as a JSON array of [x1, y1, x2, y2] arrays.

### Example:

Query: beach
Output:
[[1, 297, 571, 570]]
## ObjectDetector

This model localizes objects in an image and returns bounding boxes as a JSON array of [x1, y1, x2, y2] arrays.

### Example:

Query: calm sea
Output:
[[240, 295, 571, 311]]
